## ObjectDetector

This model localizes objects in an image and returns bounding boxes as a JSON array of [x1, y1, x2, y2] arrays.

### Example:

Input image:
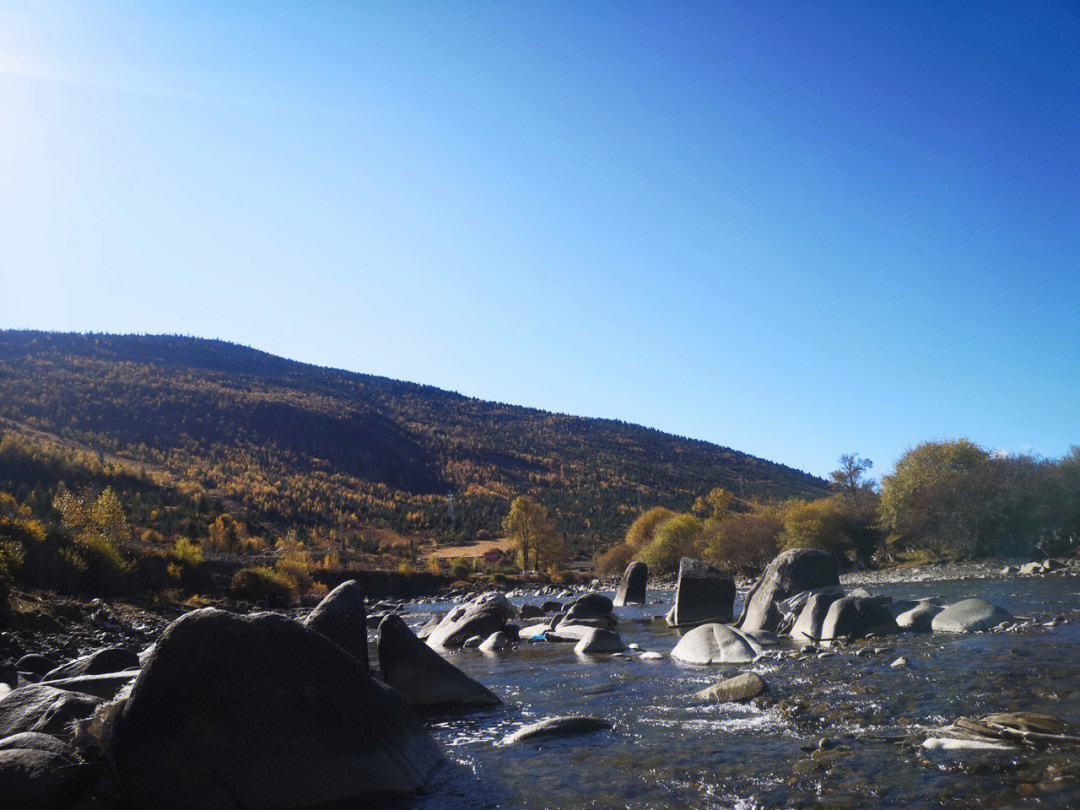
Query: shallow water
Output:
[[393, 572, 1080, 809]]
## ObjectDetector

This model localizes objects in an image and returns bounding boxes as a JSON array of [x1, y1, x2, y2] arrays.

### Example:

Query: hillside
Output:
[[0, 331, 827, 549]]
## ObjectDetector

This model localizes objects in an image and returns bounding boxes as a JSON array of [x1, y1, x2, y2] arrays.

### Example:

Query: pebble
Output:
[[890, 657, 908, 668]]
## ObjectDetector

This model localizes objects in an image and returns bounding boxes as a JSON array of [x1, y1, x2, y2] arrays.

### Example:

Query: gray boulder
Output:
[[1020, 562, 1044, 575], [573, 628, 626, 654], [502, 716, 611, 745], [14, 655, 56, 679], [415, 613, 443, 640], [478, 631, 509, 652], [668, 558, 734, 627], [43, 647, 139, 681], [693, 672, 767, 703], [670, 623, 759, 664], [40, 672, 137, 700], [0, 685, 101, 738], [427, 592, 517, 648], [379, 614, 500, 711], [303, 579, 368, 670], [0, 733, 96, 810], [931, 599, 1013, 633], [561, 594, 617, 629], [613, 561, 648, 607], [738, 549, 840, 633], [790, 589, 845, 642], [896, 601, 943, 632], [110, 608, 444, 810], [819, 596, 898, 646]]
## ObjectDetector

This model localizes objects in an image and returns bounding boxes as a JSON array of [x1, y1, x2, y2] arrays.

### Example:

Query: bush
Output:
[[639, 514, 704, 575], [449, 558, 472, 580], [231, 565, 298, 605], [596, 541, 637, 576], [625, 507, 677, 549], [702, 503, 784, 572], [778, 497, 852, 555]]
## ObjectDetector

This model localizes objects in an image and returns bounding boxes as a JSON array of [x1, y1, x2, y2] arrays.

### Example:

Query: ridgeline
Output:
[[0, 330, 826, 549]]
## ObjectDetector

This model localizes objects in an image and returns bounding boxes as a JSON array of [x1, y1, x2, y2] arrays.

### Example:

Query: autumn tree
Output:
[[692, 487, 734, 528], [639, 513, 704, 575], [502, 496, 562, 572]]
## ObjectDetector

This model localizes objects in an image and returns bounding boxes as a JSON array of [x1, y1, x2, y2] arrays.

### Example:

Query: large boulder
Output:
[[0, 685, 101, 738], [559, 593, 616, 629], [0, 733, 96, 810], [378, 614, 500, 711], [670, 623, 759, 665], [738, 549, 840, 633], [668, 558, 735, 627], [790, 589, 844, 642], [573, 628, 626, 654], [819, 596, 898, 647], [931, 599, 1013, 633], [426, 592, 517, 648], [14, 655, 56, 679], [109, 608, 445, 810], [43, 647, 139, 681], [613, 561, 648, 607], [303, 579, 368, 670], [40, 672, 137, 700]]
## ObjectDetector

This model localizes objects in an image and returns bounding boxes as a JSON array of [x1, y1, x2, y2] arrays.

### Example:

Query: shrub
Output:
[[231, 565, 298, 605], [779, 497, 852, 555], [449, 558, 472, 580], [639, 514, 704, 575], [702, 503, 784, 572], [625, 507, 677, 549], [596, 541, 637, 575]]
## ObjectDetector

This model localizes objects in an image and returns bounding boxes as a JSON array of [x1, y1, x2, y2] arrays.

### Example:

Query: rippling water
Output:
[[391, 572, 1080, 809]]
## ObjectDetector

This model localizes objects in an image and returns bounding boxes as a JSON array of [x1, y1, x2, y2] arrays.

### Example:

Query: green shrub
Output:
[[639, 514, 704, 575]]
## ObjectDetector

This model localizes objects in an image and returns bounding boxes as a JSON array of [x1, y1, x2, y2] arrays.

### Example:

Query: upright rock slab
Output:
[[110, 609, 444, 810], [303, 579, 368, 670], [668, 558, 734, 627], [613, 561, 648, 607], [790, 589, 844, 642], [738, 549, 840, 633], [378, 614, 500, 711]]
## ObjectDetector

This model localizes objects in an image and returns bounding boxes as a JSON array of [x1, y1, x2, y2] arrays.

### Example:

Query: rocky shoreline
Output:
[[1, 552, 1078, 808]]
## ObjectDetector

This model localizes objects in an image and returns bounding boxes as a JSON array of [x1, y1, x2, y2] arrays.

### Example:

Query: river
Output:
[[390, 567, 1080, 809]]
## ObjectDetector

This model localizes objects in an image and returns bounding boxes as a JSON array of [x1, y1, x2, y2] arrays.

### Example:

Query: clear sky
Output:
[[1, 1, 1077, 479]]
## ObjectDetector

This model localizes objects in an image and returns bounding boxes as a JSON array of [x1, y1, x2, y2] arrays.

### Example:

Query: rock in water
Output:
[[670, 623, 758, 664], [819, 596, 899, 647], [613, 561, 648, 607], [43, 647, 139, 681], [379, 614, 501, 711], [738, 549, 840, 633], [0, 685, 101, 738], [896, 601, 943, 632], [560, 594, 617, 629], [931, 599, 1013, 633], [694, 672, 767, 703], [790, 589, 844, 643], [668, 558, 735, 627], [303, 579, 368, 670], [501, 716, 611, 745], [573, 628, 626, 654], [427, 592, 517, 648], [110, 608, 445, 810], [478, 631, 509, 652]]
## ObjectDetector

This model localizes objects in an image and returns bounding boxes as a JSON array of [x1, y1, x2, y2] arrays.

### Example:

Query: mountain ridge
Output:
[[0, 330, 828, 548]]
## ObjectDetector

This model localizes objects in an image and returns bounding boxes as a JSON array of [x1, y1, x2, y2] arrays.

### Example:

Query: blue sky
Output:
[[1, 1, 1077, 479]]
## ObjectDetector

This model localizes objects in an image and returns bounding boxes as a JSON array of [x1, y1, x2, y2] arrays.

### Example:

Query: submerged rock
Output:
[[670, 623, 759, 664], [668, 558, 735, 627], [502, 716, 611, 745], [694, 672, 767, 703], [931, 599, 1013, 633], [379, 614, 501, 711], [739, 549, 840, 633], [303, 579, 368, 670], [109, 608, 445, 810], [613, 561, 648, 607]]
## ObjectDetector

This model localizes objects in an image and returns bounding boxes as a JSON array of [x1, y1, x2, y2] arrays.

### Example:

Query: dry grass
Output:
[[427, 537, 515, 561]]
